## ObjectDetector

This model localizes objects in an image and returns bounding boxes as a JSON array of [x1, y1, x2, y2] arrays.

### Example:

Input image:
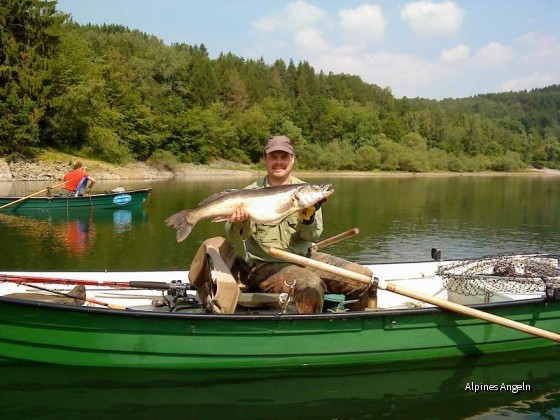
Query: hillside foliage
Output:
[[1, 0, 560, 172]]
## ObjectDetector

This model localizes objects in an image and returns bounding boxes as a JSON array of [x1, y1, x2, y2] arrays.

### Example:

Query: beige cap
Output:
[[264, 135, 294, 155]]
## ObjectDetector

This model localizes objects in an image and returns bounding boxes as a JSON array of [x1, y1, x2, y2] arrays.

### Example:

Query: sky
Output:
[[55, 0, 560, 100]]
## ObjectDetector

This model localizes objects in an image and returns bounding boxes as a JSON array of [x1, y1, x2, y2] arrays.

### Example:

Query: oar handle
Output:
[[94, 300, 129, 310], [269, 247, 372, 284], [314, 228, 359, 251], [267, 247, 560, 343]]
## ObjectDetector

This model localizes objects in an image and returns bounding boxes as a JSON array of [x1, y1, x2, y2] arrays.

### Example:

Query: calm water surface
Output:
[[1, 174, 560, 418], [1, 174, 559, 270]]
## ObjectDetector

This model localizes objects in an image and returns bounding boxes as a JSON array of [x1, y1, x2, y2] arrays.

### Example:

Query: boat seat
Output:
[[188, 237, 245, 314], [237, 292, 282, 308]]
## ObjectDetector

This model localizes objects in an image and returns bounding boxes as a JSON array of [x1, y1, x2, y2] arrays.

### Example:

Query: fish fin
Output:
[[165, 210, 194, 242], [211, 216, 229, 223], [198, 189, 241, 206]]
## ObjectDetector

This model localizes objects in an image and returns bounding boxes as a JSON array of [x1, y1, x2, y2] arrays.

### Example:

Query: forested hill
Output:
[[2, 1, 559, 172]]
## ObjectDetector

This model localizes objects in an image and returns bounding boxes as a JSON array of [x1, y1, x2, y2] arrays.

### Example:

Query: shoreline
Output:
[[1, 155, 560, 182]]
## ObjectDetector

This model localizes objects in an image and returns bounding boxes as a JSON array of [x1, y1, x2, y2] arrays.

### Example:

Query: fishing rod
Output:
[[4, 275, 201, 311], [1, 274, 196, 292]]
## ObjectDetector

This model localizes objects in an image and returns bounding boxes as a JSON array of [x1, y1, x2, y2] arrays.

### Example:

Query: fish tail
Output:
[[165, 210, 195, 242]]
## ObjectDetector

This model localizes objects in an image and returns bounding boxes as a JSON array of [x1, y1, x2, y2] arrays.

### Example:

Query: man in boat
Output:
[[226, 135, 376, 314], [63, 162, 96, 196]]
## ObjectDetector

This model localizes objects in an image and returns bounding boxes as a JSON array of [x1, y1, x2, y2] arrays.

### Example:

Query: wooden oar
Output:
[[0, 180, 71, 210], [313, 228, 359, 251], [24, 283, 129, 310], [267, 247, 560, 343]]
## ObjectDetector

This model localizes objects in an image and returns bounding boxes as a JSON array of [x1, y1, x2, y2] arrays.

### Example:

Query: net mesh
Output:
[[437, 255, 560, 297]]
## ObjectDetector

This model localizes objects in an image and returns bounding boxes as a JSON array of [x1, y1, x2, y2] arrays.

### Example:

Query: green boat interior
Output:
[[2, 237, 560, 316]]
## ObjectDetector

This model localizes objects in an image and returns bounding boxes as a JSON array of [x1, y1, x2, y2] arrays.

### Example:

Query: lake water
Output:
[[1, 174, 560, 418], [1, 174, 559, 271]]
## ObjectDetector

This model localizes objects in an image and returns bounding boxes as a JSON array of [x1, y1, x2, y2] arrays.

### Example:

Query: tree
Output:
[[0, 0, 67, 157], [43, 26, 102, 150], [222, 69, 250, 110], [3, 5, 560, 173], [186, 46, 219, 107]]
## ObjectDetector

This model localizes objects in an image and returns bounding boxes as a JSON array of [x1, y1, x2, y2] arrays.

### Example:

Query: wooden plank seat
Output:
[[237, 292, 282, 308]]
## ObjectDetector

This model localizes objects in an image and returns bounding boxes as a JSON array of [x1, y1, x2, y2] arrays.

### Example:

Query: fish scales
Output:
[[166, 183, 334, 242]]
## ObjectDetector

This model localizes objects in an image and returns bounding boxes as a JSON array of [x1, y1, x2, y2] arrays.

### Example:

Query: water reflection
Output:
[[313, 175, 560, 263], [112, 209, 134, 233], [1, 347, 559, 419], [63, 218, 96, 256], [0, 207, 147, 260]]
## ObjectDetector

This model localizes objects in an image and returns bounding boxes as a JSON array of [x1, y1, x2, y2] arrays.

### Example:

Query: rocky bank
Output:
[[0, 157, 256, 182], [1, 156, 559, 182]]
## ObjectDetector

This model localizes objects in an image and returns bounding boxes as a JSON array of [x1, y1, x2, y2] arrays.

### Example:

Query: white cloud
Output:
[[439, 44, 470, 63], [400, 0, 465, 37], [252, 0, 328, 34], [496, 33, 560, 92], [515, 32, 560, 63], [474, 42, 514, 67], [312, 50, 446, 97], [248, 1, 559, 99], [500, 72, 557, 92], [338, 4, 386, 42], [294, 28, 328, 55]]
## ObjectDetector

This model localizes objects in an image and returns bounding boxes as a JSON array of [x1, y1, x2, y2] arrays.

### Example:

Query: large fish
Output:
[[166, 183, 334, 242]]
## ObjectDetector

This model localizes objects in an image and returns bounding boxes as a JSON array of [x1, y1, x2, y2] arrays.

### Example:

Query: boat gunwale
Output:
[[0, 294, 552, 321], [1, 253, 557, 320], [0, 187, 152, 202]]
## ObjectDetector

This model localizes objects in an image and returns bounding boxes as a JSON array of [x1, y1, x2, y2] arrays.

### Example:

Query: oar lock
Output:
[[279, 278, 297, 313]]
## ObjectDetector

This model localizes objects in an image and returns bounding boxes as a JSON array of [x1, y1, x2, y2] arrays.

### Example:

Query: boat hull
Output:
[[0, 188, 151, 212], [0, 295, 557, 369]]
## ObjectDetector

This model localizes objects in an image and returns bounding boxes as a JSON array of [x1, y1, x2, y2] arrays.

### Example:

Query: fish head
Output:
[[294, 183, 334, 208]]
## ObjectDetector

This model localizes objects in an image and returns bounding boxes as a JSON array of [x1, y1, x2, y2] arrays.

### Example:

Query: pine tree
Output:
[[0, 0, 66, 157]]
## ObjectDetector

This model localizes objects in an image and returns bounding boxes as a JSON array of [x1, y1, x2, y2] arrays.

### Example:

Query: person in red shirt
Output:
[[63, 162, 96, 195]]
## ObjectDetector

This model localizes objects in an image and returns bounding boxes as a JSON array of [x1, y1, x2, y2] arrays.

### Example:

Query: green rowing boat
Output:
[[0, 253, 559, 370], [0, 188, 152, 212], [0, 287, 558, 369]]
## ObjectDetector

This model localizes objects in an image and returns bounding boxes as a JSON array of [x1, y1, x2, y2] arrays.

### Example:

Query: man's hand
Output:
[[230, 208, 250, 223], [298, 198, 327, 225]]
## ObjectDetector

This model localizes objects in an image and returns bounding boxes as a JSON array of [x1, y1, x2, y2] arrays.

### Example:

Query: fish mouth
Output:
[[321, 184, 335, 197]]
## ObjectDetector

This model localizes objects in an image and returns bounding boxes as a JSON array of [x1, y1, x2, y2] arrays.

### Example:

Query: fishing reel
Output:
[[145, 280, 200, 311], [166, 281, 204, 311]]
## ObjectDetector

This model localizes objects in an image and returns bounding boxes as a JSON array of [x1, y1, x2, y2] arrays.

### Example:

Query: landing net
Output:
[[437, 255, 560, 296]]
